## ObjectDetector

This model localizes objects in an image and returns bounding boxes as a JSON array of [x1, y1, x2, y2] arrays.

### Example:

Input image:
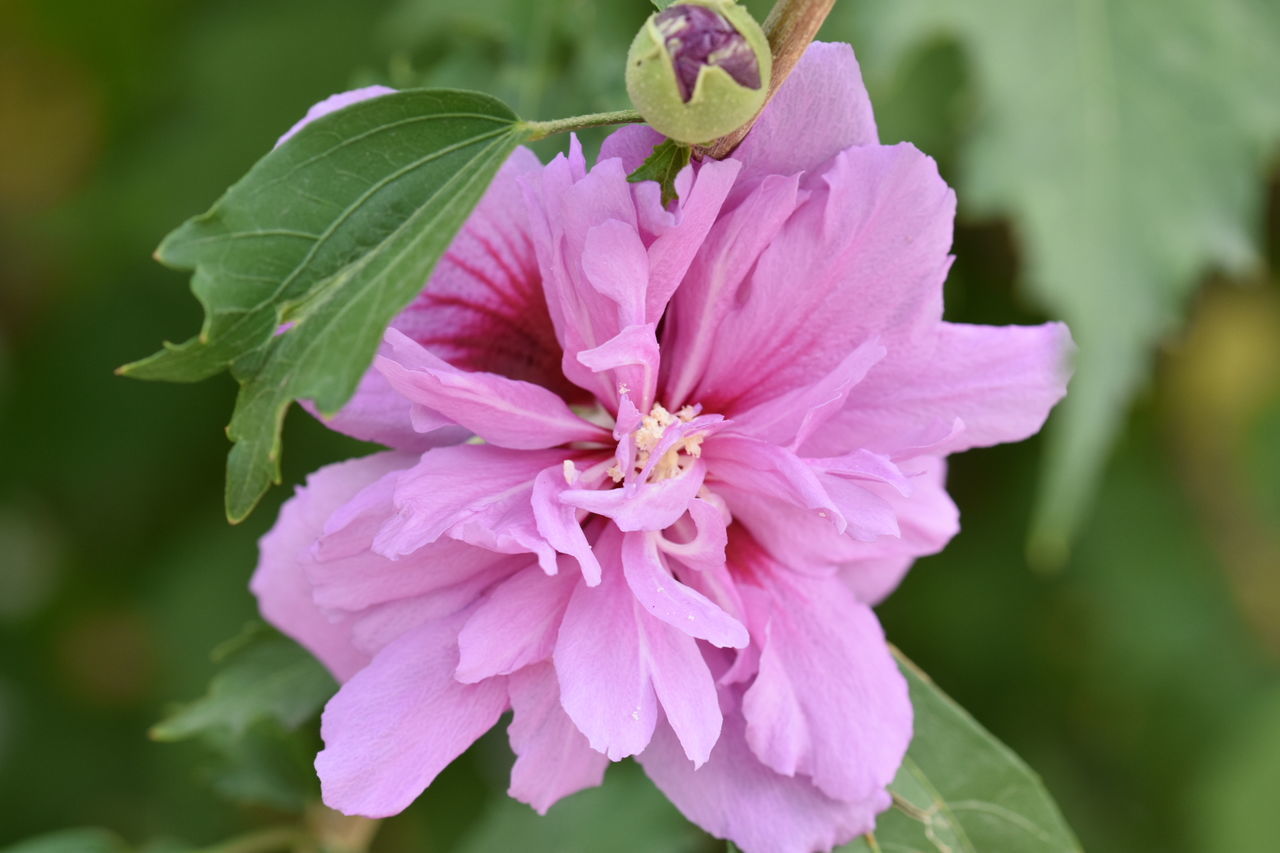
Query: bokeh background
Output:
[[2, 0, 1278, 850]]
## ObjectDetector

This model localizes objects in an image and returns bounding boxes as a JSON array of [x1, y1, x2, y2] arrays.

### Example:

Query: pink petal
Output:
[[301, 368, 463, 452], [677, 143, 955, 414], [576, 323, 661, 413], [730, 43, 878, 195], [531, 464, 605, 585], [376, 328, 605, 449], [639, 701, 887, 853], [275, 85, 396, 148], [582, 219, 649, 325], [598, 124, 666, 173], [741, 573, 911, 804], [621, 531, 748, 649], [251, 453, 411, 682], [562, 459, 707, 532], [839, 457, 959, 605], [831, 321, 1074, 457], [455, 568, 577, 683], [662, 173, 803, 408], [316, 612, 507, 817], [506, 663, 608, 814], [554, 539, 658, 760], [372, 445, 565, 560], [398, 147, 585, 400], [733, 337, 886, 449], [554, 529, 722, 764], [654, 497, 730, 573], [643, 158, 741, 320]]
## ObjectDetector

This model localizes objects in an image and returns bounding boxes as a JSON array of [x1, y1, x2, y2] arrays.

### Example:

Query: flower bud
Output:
[[626, 1, 772, 145]]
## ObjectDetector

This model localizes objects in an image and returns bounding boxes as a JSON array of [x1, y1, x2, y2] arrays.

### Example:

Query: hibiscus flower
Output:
[[252, 44, 1072, 853]]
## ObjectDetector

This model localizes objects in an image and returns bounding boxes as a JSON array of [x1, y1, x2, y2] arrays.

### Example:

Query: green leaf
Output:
[[627, 138, 692, 206], [151, 624, 335, 741], [651, 1, 679, 11], [0, 829, 130, 853], [841, 0, 1280, 556], [119, 89, 532, 521], [842, 649, 1080, 852]]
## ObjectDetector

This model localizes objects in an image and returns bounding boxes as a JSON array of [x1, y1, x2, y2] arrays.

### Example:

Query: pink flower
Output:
[[252, 44, 1071, 853]]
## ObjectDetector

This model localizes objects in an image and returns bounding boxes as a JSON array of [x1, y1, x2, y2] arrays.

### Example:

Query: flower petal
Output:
[[830, 321, 1074, 457], [639, 700, 887, 853], [678, 143, 955, 414], [376, 328, 606, 449], [741, 573, 911, 804], [316, 611, 507, 817], [251, 453, 411, 682], [455, 568, 577, 683], [554, 538, 658, 760], [372, 445, 564, 561], [730, 42, 878, 195], [507, 663, 608, 814], [562, 459, 707, 532], [621, 531, 748, 649]]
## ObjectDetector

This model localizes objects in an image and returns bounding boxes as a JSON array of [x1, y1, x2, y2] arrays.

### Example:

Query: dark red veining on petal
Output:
[[656, 4, 761, 102], [395, 211, 590, 404]]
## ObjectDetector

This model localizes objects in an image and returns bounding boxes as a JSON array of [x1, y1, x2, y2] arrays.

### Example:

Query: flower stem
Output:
[[197, 826, 305, 853], [697, 0, 838, 159], [523, 109, 645, 141]]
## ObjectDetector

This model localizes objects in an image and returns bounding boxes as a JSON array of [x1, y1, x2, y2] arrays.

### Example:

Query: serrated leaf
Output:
[[151, 627, 335, 742], [119, 89, 532, 521], [842, 0, 1280, 555], [841, 649, 1080, 853], [627, 138, 691, 206]]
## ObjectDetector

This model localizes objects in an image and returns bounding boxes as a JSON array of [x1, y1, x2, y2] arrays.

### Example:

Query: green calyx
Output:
[[626, 0, 772, 145]]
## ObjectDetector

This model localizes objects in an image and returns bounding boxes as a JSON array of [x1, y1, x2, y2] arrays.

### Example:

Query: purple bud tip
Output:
[[655, 4, 762, 102]]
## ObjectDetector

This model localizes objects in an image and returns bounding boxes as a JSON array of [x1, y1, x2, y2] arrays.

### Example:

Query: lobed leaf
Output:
[[841, 0, 1280, 556], [151, 625, 335, 742], [120, 89, 532, 521]]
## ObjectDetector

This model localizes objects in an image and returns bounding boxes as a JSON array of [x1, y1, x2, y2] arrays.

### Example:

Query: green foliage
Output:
[[151, 625, 334, 812], [842, 650, 1081, 852], [627, 138, 692, 205], [120, 90, 532, 522], [152, 624, 334, 742], [839, 0, 1280, 554], [0, 829, 130, 853]]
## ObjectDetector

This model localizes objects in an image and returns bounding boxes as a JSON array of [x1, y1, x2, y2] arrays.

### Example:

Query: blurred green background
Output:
[[2, 0, 1278, 850]]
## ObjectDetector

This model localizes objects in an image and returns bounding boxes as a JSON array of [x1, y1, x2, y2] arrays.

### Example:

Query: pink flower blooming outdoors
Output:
[[253, 44, 1072, 853]]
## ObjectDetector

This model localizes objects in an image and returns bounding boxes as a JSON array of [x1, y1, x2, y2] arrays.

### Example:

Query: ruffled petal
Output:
[[455, 568, 577, 683], [506, 663, 608, 813], [621, 530, 748, 649], [316, 611, 507, 817], [676, 144, 955, 414], [372, 445, 565, 565], [554, 536, 658, 760], [730, 42, 878, 195], [639, 700, 886, 853], [562, 459, 707, 532], [741, 572, 911, 804], [828, 321, 1074, 457], [376, 328, 607, 449], [554, 530, 722, 764], [251, 453, 412, 681]]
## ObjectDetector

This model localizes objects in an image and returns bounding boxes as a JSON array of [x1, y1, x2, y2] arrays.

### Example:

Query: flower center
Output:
[[609, 402, 705, 484]]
